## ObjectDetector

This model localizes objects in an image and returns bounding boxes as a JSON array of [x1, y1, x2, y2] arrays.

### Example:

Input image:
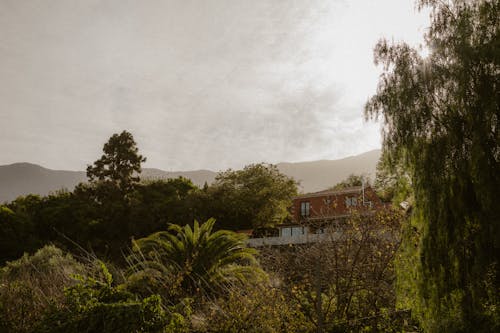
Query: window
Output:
[[291, 226, 305, 236], [281, 227, 292, 237], [280, 226, 305, 237], [345, 196, 358, 207], [300, 201, 310, 217]]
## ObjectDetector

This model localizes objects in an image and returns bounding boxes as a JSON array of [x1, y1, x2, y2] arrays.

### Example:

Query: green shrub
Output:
[[0, 245, 83, 332], [195, 281, 311, 333], [35, 262, 191, 333]]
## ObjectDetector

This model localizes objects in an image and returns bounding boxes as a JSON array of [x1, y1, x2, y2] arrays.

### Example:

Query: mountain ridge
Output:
[[0, 149, 381, 203]]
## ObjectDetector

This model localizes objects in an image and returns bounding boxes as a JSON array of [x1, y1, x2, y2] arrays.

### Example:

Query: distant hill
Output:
[[142, 168, 217, 187], [277, 149, 381, 193], [0, 163, 87, 203], [0, 164, 218, 203], [0, 149, 380, 203]]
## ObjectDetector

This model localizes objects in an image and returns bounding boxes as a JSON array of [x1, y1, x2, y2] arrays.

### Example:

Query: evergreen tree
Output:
[[86, 130, 146, 195], [84, 131, 146, 258], [365, 1, 499, 331]]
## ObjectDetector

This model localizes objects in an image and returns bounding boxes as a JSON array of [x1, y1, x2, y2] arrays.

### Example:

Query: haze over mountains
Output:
[[0, 149, 380, 203]]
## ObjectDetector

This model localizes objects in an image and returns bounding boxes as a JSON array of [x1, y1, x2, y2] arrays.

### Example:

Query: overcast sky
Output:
[[0, 0, 430, 171]]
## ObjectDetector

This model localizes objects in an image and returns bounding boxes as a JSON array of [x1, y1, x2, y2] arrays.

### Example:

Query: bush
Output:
[[0, 245, 83, 332], [35, 262, 191, 333], [195, 280, 311, 333]]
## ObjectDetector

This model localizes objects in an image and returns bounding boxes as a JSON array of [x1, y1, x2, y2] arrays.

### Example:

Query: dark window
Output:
[[300, 201, 310, 217]]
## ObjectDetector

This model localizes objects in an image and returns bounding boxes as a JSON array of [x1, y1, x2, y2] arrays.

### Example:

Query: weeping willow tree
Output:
[[365, 1, 499, 331]]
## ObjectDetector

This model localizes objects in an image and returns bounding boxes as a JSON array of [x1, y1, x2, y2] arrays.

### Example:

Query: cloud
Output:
[[0, 0, 427, 170]]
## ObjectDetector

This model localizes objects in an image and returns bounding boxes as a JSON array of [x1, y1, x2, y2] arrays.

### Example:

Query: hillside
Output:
[[0, 149, 380, 203], [277, 149, 381, 193]]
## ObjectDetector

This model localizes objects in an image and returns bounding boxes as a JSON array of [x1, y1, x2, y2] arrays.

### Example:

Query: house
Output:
[[247, 185, 386, 247], [291, 185, 383, 223]]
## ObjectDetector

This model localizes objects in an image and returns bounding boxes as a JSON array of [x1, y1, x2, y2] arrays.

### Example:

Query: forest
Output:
[[1, 1, 498, 332]]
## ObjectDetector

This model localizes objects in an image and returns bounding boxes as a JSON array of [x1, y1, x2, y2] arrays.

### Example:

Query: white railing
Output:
[[246, 232, 344, 247], [246, 230, 397, 247]]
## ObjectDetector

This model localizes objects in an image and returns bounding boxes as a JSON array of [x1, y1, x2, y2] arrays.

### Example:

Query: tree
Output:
[[127, 219, 263, 300], [261, 210, 407, 332], [373, 151, 412, 204], [1, 195, 42, 264], [82, 131, 146, 259], [128, 178, 197, 238], [365, 1, 499, 331], [86, 130, 146, 195], [330, 174, 371, 190], [194, 163, 298, 230], [0, 205, 30, 264]]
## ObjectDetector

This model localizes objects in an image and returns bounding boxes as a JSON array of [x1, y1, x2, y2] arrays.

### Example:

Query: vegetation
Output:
[[35, 262, 191, 333], [260, 210, 409, 332], [0, 245, 84, 332], [192, 163, 298, 231], [365, 0, 499, 331], [127, 219, 263, 300], [86, 130, 146, 196], [2, 1, 498, 328], [329, 174, 371, 190], [0, 132, 297, 265]]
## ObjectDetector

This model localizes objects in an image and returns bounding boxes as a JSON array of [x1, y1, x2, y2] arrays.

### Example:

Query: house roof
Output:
[[294, 186, 365, 199]]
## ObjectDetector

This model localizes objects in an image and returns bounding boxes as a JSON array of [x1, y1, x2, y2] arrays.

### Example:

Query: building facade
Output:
[[246, 185, 387, 247], [291, 185, 383, 223]]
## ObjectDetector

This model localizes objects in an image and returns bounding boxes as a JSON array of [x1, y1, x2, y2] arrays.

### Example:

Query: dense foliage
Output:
[[0, 132, 297, 264], [365, 0, 499, 331], [127, 219, 263, 300], [35, 262, 191, 333], [192, 164, 298, 231], [0, 245, 83, 332], [329, 174, 371, 190]]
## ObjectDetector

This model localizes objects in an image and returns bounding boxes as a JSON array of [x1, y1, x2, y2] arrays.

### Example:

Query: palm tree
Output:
[[127, 218, 264, 298]]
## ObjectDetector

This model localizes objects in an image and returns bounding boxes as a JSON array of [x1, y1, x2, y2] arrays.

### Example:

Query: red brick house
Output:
[[246, 185, 387, 247], [291, 185, 384, 223], [275, 186, 384, 239]]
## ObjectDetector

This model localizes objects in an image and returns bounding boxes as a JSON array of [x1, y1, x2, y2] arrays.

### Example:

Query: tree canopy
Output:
[[330, 174, 371, 190], [200, 163, 298, 230], [86, 130, 146, 194], [365, 0, 499, 331]]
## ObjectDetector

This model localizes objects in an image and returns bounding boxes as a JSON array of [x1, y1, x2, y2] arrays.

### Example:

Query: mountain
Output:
[[0, 163, 87, 203], [0, 149, 380, 203], [277, 149, 381, 193], [0, 164, 218, 203], [141, 168, 217, 187]]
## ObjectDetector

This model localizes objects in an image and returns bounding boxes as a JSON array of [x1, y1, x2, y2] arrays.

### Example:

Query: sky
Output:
[[0, 0, 430, 172]]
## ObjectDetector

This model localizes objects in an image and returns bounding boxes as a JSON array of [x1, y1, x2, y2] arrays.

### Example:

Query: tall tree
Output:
[[365, 1, 499, 331], [84, 131, 146, 258], [86, 130, 146, 195]]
